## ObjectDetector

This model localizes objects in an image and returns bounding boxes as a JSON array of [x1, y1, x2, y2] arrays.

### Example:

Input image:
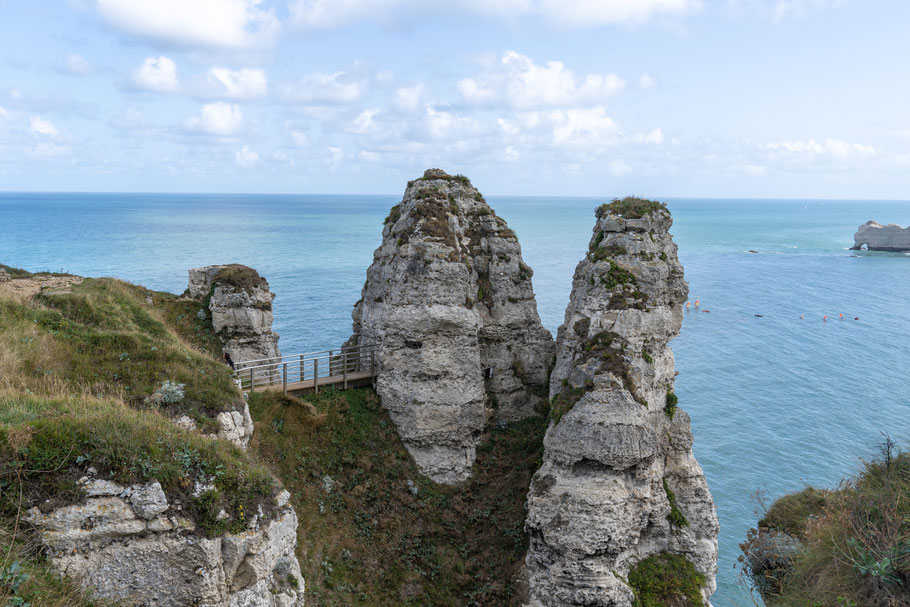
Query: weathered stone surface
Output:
[[0, 267, 10, 282], [187, 264, 281, 365], [347, 169, 554, 483], [851, 220, 910, 251], [214, 401, 256, 448], [26, 481, 304, 607], [525, 201, 718, 606]]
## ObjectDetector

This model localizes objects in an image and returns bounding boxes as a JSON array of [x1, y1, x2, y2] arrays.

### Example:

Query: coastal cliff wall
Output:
[[851, 220, 910, 251], [525, 199, 718, 605], [346, 169, 554, 484]]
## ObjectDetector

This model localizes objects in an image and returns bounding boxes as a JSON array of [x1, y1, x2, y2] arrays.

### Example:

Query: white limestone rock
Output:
[[187, 264, 281, 365], [26, 482, 304, 607], [851, 220, 910, 251], [525, 200, 719, 606], [214, 402, 256, 449], [346, 169, 554, 484]]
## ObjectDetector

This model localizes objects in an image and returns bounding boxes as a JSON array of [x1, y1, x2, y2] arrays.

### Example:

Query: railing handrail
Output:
[[233, 343, 376, 368]]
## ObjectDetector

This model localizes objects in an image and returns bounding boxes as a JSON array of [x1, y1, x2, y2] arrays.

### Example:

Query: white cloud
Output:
[[639, 73, 657, 89], [132, 56, 178, 92], [66, 53, 93, 75], [185, 102, 244, 136], [203, 67, 267, 99], [278, 69, 367, 105], [0, 106, 8, 120], [234, 145, 260, 167], [631, 127, 664, 144], [290, 0, 701, 28], [761, 137, 876, 159], [609, 159, 632, 175], [95, 0, 279, 49], [770, 0, 847, 21], [27, 142, 69, 157], [392, 84, 426, 112], [745, 164, 767, 176], [291, 130, 309, 146], [459, 51, 624, 110], [30, 116, 59, 136], [552, 107, 619, 146], [349, 109, 380, 134]]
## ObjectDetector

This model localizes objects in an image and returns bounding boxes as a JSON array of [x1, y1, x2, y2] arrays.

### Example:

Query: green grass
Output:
[[248, 387, 547, 606], [628, 552, 706, 607], [208, 264, 267, 292], [596, 197, 668, 220], [663, 479, 688, 528], [0, 393, 276, 537], [744, 453, 910, 606], [0, 277, 239, 420]]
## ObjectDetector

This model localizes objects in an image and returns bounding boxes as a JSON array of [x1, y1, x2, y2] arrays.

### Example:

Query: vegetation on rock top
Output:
[[596, 197, 668, 220], [741, 448, 910, 606]]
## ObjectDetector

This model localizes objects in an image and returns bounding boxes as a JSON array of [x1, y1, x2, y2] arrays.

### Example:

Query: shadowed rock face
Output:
[[188, 264, 281, 364], [851, 220, 910, 251], [347, 169, 554, 484], [525, 200, 718, 606]]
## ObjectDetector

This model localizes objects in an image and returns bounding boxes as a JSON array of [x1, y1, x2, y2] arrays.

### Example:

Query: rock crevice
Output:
[[525, 199, 718, 606], [347, 169, 554, 484]]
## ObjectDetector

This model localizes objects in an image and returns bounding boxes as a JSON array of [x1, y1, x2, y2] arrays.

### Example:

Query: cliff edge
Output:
[[525, 198, 718, 606]]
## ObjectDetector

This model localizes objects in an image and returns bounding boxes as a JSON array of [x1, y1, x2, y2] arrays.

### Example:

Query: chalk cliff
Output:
[[26, 477, 304, 607], [851, 220, 910, 251], [525, 199, 718, 605], [188, 264, 281, 365], [346, 169, 554, 484]]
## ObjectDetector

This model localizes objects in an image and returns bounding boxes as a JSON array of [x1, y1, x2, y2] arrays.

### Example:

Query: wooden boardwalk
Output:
[[233, 343, 378, 395]]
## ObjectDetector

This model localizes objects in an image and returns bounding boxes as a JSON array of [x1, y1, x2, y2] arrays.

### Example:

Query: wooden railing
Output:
[[233, 343, 378, 394]]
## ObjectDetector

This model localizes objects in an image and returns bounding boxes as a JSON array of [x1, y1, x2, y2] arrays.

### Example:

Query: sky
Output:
[[0, 0, 908, 197]]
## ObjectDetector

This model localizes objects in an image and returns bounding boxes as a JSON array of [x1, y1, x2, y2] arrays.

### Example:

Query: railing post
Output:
[[283, 362, 288, 395], [299, 354, 304, 383], [314, 359, 319, 394], [250, 368, 255, 392], [343, 351, 348, 389], [370, 349, 376, 388]]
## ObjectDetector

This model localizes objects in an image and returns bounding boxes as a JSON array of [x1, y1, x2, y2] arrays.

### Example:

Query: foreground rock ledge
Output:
[[26, 479, 303, 607], [851, 220, 910, 251], [525, 199, 719, 606], [346, 169, 554, 484]]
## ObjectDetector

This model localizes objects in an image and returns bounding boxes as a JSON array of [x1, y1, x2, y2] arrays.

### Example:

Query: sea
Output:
[[3, 192, 910, 606]]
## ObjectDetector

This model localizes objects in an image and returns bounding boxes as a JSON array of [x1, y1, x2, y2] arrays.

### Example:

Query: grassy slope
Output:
[[248, 388, 547, 606], [0, 268, 275, 606], [745, 454, 910, 606]]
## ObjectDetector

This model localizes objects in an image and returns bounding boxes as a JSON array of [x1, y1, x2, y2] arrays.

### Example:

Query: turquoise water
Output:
[[4, 192, 910, 605]]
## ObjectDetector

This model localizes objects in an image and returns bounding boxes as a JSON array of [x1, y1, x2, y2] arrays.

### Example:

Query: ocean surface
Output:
[[3, 192, 910, 605]]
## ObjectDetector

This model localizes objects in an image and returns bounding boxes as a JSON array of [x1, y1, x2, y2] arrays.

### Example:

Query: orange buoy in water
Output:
[[800, 314, 804, 319], [695, 299, 700, 307], [839, 314, 844, 320], [823, 315, 828, 321]]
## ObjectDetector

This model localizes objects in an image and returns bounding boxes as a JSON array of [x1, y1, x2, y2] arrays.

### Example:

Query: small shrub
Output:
[[148, 380, 186, 406], [628, 552, 706, 607], [642, 350, 653, 364], [663, 479, 688, 528], [596, 196, 668, 220], [664, 391, 678, 419]]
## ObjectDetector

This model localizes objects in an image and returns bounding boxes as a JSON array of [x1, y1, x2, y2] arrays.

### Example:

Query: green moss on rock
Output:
[[628, 552, 706, 607]]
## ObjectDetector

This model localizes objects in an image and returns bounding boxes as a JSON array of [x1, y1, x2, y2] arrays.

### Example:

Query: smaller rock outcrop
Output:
[[851, 220, 910, 251], [188, 264, 281, 364], [26, 477, 303, 607], [0, 267, 10, 282]]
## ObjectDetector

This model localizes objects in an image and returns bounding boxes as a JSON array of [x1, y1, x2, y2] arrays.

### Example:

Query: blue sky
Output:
[[0, 0, 908, 197]]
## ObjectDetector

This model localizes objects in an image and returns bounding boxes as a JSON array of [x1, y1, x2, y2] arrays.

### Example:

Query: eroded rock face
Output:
[[851, 220, 910, 251], [188, 264, 281, 364], [347, 169, 554, 483], [525, 200, 718, 606], [26, 478, 304, 607]]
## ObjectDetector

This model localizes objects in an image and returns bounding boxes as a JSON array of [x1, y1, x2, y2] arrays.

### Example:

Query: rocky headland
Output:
[[525, 198, 719, 606], [346, 169, 554, 484], [851, 220, 910, 251]]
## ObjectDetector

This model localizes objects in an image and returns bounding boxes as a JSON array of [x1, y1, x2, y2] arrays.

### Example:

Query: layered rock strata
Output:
[[26, 477, 304, 607], [188, 264, 281, 364], [851, 220, 910, 251], [347, 169, 554, 483], [525, 199, 718, 606]]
